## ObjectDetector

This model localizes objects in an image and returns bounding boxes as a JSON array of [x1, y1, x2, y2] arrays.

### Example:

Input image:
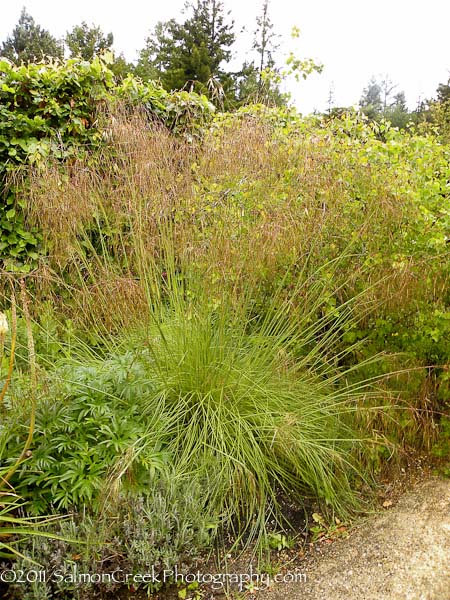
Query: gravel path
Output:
[[258, 477, 450, 600]]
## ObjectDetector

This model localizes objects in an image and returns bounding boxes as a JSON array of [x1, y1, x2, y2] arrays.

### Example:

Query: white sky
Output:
[[1, 0, 450, 113]]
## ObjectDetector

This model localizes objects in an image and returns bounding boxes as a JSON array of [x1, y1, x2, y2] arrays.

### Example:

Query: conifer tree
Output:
[[1, 8, 63, 64], [137, 0, 235, 96]]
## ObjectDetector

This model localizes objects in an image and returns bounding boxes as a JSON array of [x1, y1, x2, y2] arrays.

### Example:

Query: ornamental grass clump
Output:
[[124, 263, 380, 544]]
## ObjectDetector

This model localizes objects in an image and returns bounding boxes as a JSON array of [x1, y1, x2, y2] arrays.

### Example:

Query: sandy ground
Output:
[[256, 476, 450, 600]]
